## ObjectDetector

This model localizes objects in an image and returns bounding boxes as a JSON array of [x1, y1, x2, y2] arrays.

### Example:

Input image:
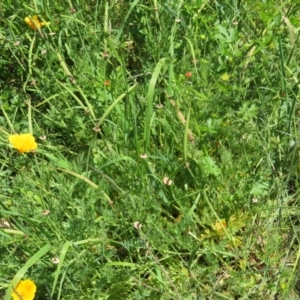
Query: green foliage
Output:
[[1, 0, 300, 299]]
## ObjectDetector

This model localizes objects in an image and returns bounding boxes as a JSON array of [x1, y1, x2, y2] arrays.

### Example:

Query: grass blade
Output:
[[51, 241, 72, 297], [144, 58, 167, 152]]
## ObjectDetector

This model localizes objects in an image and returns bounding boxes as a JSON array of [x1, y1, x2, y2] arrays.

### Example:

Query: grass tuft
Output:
[[1, 1, 300, 299]]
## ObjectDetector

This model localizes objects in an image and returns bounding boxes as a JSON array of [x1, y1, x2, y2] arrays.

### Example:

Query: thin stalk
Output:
[[183, 108, 190, 163], [28, 98, 32, 134], [103, 1, 109, 55], [1, 106, 15, 133]]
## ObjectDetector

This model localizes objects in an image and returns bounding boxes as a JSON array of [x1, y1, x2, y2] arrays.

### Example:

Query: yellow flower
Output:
[[12, 279, 37, 300], [24, 15, 49, 30], [212, 219, 227, 236], [220, 73, 230, 81], [9, 133, 38, 153]]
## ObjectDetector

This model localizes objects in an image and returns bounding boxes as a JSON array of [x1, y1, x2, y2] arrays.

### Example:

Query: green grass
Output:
[[1, 0, 300, 299]]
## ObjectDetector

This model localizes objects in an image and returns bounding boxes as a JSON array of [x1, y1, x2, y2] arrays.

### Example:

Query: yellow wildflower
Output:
[[9, 133, 38, 153], [12, 279, 37, 300], [212, 219, 227, 236], [24, 15, 50, 30], [220, 73, 230, 81]]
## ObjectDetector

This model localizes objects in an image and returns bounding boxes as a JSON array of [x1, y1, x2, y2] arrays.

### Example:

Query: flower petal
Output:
[[9, 133, 38, 153], [12, 279, 37, 300]]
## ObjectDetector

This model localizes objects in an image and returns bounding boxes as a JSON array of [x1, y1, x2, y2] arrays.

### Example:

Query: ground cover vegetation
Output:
[[1, 0, 300, 299]]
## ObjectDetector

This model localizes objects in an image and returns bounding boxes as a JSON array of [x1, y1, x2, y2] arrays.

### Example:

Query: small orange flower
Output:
[[185, 71, 192, 78], [9, 133, 38, 153], [12, 279, 37, 300], [104, 80, 110, 86], [24, 15, 50, 30]]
